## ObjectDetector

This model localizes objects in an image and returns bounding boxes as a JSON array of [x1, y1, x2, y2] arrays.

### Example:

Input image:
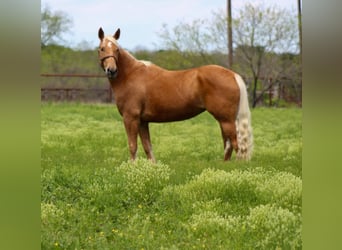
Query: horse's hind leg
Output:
[[139, 121, 155, 162], [219, 121, 238, 161]]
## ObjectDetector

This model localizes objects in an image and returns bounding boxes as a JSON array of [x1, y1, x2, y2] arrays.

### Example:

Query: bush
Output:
[[245, 204, 302, 249], [158, 168, 302, 249], [161, 167, 301, 212], [116, 158, 172, 206]]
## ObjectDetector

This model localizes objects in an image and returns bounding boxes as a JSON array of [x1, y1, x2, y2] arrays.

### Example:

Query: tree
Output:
[[227, 0, 233, 67], [233, 3, 298, 107], [297, 0, 302, 59], [41, 5, 73, 47], [157, 3, 300, 107], [158, 20, 218, 66]]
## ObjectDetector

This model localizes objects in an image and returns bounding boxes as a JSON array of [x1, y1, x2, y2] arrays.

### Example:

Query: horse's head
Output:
[[98, 27, 121, 79]]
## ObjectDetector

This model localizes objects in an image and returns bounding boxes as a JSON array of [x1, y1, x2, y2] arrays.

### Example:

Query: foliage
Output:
[[158, 20, 223, 67], [157, 3, 301, 108], [41, 5, 73, 46], [41, 103, 302, 249], [233, 3, 298, 53], [232, 3, 300, 107], [115, 159, 172, 206], [160, 168, 302, 249]]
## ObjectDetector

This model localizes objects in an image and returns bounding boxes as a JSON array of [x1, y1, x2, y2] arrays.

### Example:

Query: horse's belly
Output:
[[142, 104, 205, 122]]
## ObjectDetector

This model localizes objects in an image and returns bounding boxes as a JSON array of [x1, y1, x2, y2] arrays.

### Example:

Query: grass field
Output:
[[41, 103, 302, 249]]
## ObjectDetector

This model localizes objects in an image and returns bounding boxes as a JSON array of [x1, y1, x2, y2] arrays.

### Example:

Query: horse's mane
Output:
[[104, 36, 119, 46], [139, 60, 152, 66], [104, 36, 153, 66]]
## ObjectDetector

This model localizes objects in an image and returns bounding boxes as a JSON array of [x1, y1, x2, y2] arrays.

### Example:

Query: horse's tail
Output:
[[234, 73, 253, 160]]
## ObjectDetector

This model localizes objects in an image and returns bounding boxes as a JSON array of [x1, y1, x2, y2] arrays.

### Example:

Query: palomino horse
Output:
[[98, 27, 253, 162]]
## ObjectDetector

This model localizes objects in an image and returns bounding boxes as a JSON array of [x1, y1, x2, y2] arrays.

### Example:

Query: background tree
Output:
[[157, 3, 300, 107], [233, 3, 299, 107], [227, 0, 233, 67], [158, 20, 219, 67], [41, 5, 73, 47]]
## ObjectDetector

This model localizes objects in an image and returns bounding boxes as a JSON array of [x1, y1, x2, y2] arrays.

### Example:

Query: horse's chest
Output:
[[114, 91, 143, 116]]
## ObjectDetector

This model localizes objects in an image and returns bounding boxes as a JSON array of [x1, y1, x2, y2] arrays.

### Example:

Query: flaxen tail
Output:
[[234, 74, 253, 160]]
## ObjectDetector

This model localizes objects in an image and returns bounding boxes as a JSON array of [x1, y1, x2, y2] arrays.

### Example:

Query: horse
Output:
[[97, 27, 253, 162]]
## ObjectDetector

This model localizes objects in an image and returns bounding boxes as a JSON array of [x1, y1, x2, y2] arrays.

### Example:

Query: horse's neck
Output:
[[118, 49, 140, 76]]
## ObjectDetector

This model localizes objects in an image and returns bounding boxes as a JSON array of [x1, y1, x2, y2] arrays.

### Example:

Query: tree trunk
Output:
[[297, 0, 302, 60], [227, 0, 233, 68], [252, 76, 258, 108]]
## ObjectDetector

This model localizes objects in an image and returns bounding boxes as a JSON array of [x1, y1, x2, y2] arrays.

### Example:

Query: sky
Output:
[[41, 0, 297, 51]]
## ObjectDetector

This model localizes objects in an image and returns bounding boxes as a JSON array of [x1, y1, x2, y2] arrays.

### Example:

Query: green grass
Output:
[[41, 103, 302, 249]]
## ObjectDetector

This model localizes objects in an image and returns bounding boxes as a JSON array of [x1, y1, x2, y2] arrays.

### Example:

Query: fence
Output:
[[41, 74, 114, 103], [41, 74, 301, 106], [249, 77, 302, 107]]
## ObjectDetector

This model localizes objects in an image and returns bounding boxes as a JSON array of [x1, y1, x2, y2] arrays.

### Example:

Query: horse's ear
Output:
[[98, 27, 104, 40], [114, 28, 121, 40]]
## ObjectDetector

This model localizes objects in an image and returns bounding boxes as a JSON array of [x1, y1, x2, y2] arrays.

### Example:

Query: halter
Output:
[[99, 47, 120, 65], [99, 54, 117, 62], [98, 51, 119, 68]]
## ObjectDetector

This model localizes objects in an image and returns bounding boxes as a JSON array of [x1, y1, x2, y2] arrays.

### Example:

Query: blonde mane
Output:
[[104, 36, 119, 46], [139, 60, 152, 66], [103, 36, 152, 66], [104, 36, 153, 66]]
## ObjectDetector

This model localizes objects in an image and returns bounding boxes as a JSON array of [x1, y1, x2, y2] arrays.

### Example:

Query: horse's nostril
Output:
[[106, 68, 116, 74], [105, 68, 118, 78]]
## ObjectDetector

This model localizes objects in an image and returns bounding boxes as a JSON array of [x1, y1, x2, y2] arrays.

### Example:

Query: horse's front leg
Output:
[[139, 121, 155, 162], [123, 116, 140, 161]]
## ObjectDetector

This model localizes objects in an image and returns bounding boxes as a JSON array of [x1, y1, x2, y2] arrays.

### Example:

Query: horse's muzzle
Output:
[[105, 68, 118, 79]]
